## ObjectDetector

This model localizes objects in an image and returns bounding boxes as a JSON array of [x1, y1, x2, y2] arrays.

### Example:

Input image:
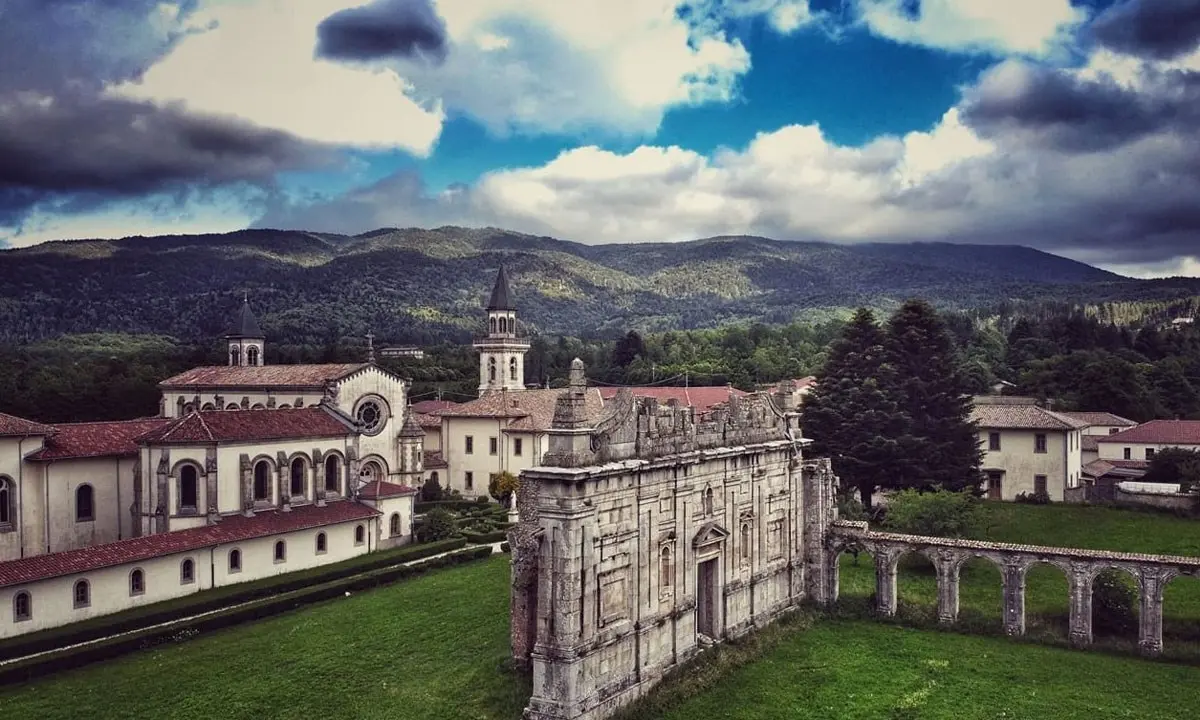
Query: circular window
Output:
[[355, 397, 387, 436]]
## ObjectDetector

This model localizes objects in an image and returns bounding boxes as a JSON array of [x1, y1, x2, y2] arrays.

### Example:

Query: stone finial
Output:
[[569, 357, 586, 389], [399, 405, 424, 439], [552, 358, 590, 430]]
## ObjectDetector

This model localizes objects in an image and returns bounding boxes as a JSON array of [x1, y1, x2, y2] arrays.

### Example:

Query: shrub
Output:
[[1015, 491, 1052, 505], [417, 507, 458, 543], [1092, 569, 1137, 636], [500, 542, 511, 553], [837, 493, 867, 522], [475, 494, 490, 505], [420, 475, 444, 502], [488, 471, 519, 508], [883, 489, 980, 539]]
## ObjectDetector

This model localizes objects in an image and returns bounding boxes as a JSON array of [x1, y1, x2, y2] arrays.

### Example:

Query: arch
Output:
[[177, 397, 186, 415], [660, 546, 674, 589], [316, 532, 328, 554], [430, 471, 439, 485], [12, 591, 31, 622], [247, 346, 260, 366], [75, 484, 94, 522], [180, 558, 195, 584], [355, 524, 366, 546], [1023, 560, 1071, 638], [230, 346, 241, 366], [702, 486, 714, 515], [279, 404, 292, 410], [289, 455, 308, 499], [228, 548, 242, 573], [201, 402, 216, 411], [251, 403, 266, 410], [390, 513, 401, 536], [1091, 565, 1141, 639], [274, 540, 286, 562], [1162, 571, 1200, 647], [489, 317, 497, 334], [324, 454, 342, 494], [178, 463, 200, 512], [225, 403, 240, 410], [509, 357, 518, 381], [893, 548, 939, 617], [253, 459, 273, 502], [359, 456, 388, 485], [0, 475, 12, 526], [129, 568, 145, 596], [949, 552, 1005, 630], [739, 522, 751, 563], [487, 357, 497, 383], [73, 579, 90, 609]]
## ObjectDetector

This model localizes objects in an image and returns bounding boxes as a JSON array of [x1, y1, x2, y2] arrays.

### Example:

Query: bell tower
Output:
[[473, 265, 530, 394], [226, 294, 266, 367]]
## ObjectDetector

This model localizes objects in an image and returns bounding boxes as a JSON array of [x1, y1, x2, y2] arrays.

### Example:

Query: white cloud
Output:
[[1094, 256, 1200, 280], [856, 0, 1087, 56], [714, 0, 820, 34], [108, 0, 445, 154]]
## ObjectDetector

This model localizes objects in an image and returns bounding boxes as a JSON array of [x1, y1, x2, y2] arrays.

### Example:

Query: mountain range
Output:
[[2, 226, 1198, 346]]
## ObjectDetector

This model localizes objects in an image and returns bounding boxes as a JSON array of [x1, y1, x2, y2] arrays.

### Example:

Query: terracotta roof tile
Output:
[[0, 501, 380, 588], [440, 388, 604, 433], [972, 404, 1090, 431], [598, 386, 747, 415], [138, 407, 354, 444], [358, 481, 417, 499], [1059, 412, 1137, 428], [1083, 458, 1150, 478], [0, 412, 53, 437], [26, 418, 171, 461], [423, 450, 447, 468], [1081, 435, 1100, 452], [159, 363, 370, 389], [415, 412, 442, 429], [411, 400, 458, 414], [1097, 420, 1200, 446]]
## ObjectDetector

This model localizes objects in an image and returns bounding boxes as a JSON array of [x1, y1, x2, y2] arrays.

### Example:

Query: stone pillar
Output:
[[205, 447, 219, 523], [934, 550, 961, 625], [277, 451, 290, 510], [1001, 560, 1026, 637], [1138, 568, 1168, 657], [801, 458, 836, 604], [1067, 563, 1093, 647], [510, 473, 543, 667], [154, 449, 170, 534], [313, 448, 326, 506], [874, 550, 898, 617], [527, 517, 589, 720], [240, 453, 254, 517]]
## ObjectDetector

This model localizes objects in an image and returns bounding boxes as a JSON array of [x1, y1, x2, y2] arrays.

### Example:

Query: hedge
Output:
[[414, 500, 506, 514], [0, 546, 493, 686], [0, 537, 467, 662], [462, 530, 509, 544]]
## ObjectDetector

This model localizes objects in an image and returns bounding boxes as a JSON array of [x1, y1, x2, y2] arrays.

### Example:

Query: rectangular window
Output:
[[1124, 447, 1132, 460], [1146, 448, 1156, 460], [513, 438, 523, 456], [988, 432, 1001, 451], [489, 437, 498, 455], [1034, 475, 1047, 495], [1034, 433, 1047, 453], [465, 471, 474, 490], [465, 436, 474, 454], [1109, 428, 1120, 434]]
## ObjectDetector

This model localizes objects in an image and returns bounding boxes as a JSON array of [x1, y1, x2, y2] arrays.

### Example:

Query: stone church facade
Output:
[[509, 362, 837, 720]]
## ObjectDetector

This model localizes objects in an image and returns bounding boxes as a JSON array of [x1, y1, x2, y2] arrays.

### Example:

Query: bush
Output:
[[883, 489, 981, 539], [1015, 491, 1052, 505], [500, 542, 511, 553], [420, 475, 444, 502], [462, 530, 508, 544], [837, 494, 867, 522], [1092, 569, 1137, 636], [415, 507, 458, 543], [475, 494, 490, 505]]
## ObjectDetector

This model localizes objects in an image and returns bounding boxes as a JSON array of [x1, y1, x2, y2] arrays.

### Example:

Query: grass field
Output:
[[838, 503, 1200, 648]]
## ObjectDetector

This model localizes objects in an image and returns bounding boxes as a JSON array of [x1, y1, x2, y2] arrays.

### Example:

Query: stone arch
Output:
[[251, 455, 275, 502], [1162, 569, 1200, 647], [359, 455, 389, 485], [487, 357, 497, 384], [390, 512, 401, 536], [201, 402, 215, 411], [230, 346, 241, 366], [286, 452, 310, 500], [0, 475, 13, 527], [226, 403, 240, 411], [1089, 563, 1142, 640], [323, 451, 345, 495], [1022, 559, 1072, 637], [489, 316, 497, 334], [509, 356, 518, 381], [826, 540, 878, 609], [172, 459, 204, 514], [251, 403, 266, 410], [948, 551, 1006, 629], [247, 346, 260, 366]]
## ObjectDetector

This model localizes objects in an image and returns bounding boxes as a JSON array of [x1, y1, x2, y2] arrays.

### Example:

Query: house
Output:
[[1097, 420, 1200, 462], [1058, 411, 1138, 465], [972, 396, 1088, 501]]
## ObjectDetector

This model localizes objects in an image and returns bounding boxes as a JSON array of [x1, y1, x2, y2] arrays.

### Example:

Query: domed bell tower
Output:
[[473, 266, 530, 394]]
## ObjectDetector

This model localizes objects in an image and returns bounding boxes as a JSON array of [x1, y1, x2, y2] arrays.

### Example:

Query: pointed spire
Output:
[[487, 265, 514, 311], [400, 405, 424, 439], [226, 294, 264, 339]]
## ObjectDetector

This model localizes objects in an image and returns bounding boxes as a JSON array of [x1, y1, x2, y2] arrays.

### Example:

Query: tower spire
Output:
[[366, 331, 375, 363], [226, 294, 265, 367], [474, 265, 529, 395]]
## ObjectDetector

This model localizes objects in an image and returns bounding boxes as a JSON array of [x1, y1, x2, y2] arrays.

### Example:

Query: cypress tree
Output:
[[882, 299, 983, 494], [802, 308, 908, 508]]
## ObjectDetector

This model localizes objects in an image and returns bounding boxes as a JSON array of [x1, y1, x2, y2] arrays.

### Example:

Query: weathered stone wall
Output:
[[1113, 487, 1197, 512]]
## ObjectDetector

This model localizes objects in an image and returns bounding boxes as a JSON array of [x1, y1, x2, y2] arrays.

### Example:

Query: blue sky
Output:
[[2, 0, 1199, 277]]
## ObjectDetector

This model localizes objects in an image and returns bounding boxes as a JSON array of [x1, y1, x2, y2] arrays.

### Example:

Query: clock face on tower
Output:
[[354, 396, 388, 436]]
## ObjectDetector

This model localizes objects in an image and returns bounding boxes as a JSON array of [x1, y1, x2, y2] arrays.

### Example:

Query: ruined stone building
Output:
[[509, 363, 837, 720]]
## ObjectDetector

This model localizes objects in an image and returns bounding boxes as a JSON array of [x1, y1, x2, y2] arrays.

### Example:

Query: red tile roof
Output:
[[1083, 458, 1150, 479], [423, 450, 447, 468], [972, 403, 1090, 431], [0, 412, 53, 437], [0, 501, 380, 588], [599, 386, 748, 415], [26, 418, 171, 461], [415, 412, 443, 429], [358, 481, 417, 499], [1081, 435, 1100, 452], [439, 388, 605, 432], [1097, 420, 1200, 446], [159, 363, 370, 389], [1059, 412, 1137, 428], [138, 407, 354, 444], [412, 400, 458, 414]]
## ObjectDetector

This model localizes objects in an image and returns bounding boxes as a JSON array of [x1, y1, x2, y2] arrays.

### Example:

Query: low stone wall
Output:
[[824, 520, 1200, 656], [1114, 487, 1196, 513]]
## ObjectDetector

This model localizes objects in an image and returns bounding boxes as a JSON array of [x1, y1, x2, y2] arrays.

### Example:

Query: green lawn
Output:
[[661, 620, 1200, 720], [839, 503, 1200, 646], [0, 556, 529, 720]]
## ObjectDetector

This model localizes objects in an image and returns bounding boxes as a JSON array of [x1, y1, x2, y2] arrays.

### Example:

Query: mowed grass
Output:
[[0, 556, 529, 720], [839, 503, 1200, 646], [662, 619, 1200, 720]]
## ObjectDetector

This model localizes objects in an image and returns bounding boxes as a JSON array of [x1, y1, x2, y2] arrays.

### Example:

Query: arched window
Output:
[[13, 591, 31, 622], [226, 403, 240, 411], [201, 403, 215, 411], [73, 579, 90, 609], [230, 346, 241, 366], [489, 317, 497, 334], [75, 485, 94, 522], [660, 547, 673, 589], [251, 403, 266, 410], [290, 457, 306, 498], [247, 346, 260, 366], [509, 357, 518, 381], [179, 465, 199, 512], [316, 532, 327, 554], [274, 540, 286, 562], [430, 471, 439, 485], [130, 568, 145, 596], [740, 523, 751, 561], [0, 476, 11, 526], [254, 460, 271, 501], [229, 549, 242, 573], [324, 455, 340, 494], [355, 524, 365, 546], [488, 357, 497, 383], [498, 317, 507, 334], [703, 487, 714, 516], [390, 513, 401, 536], [180, 558, 195, 584]]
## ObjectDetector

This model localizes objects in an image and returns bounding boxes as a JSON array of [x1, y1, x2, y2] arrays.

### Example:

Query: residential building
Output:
[[1059, 411, 1138, 465], [1097, 420, 1200, 462], [972, 396, 1088, 501]]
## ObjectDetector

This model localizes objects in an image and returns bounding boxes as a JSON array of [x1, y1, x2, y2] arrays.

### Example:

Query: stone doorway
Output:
[[697, 558, 720, 639]]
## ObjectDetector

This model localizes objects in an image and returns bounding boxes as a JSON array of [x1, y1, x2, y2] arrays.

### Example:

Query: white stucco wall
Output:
[[331, 367, 408, 471], [0, 435, 47, 562], [978, 428, 1081, 501], [39, 457, 137, 554], [1081, 424, 1131, 437], [1098, 440, 1200, 462], [441, 419, 544, 497]]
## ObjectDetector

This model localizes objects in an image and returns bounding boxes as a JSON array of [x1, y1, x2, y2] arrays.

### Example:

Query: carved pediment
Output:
[[692, 522, 730, 549]]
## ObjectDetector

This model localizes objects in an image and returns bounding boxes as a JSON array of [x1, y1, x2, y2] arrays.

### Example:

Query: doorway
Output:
[[697, 558, 719, 639], [987, 471, 1003, 500]]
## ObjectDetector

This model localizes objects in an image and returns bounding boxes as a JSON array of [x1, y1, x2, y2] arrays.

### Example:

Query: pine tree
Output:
[[882, 299, 983, 494], [802, 308, 908, 508]]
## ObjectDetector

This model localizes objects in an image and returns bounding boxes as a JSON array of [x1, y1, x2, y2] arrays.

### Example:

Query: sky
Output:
[[1, 0, 1199, 278]]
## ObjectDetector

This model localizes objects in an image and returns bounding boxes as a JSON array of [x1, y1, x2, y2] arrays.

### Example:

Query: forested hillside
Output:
[[3, 226, 1197, 346]]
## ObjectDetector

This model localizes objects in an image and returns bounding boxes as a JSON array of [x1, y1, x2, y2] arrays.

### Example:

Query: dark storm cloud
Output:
[[316, 0, 448, 64], [960, 61, 1200, 152], [1090, 0, 1200, 61]]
